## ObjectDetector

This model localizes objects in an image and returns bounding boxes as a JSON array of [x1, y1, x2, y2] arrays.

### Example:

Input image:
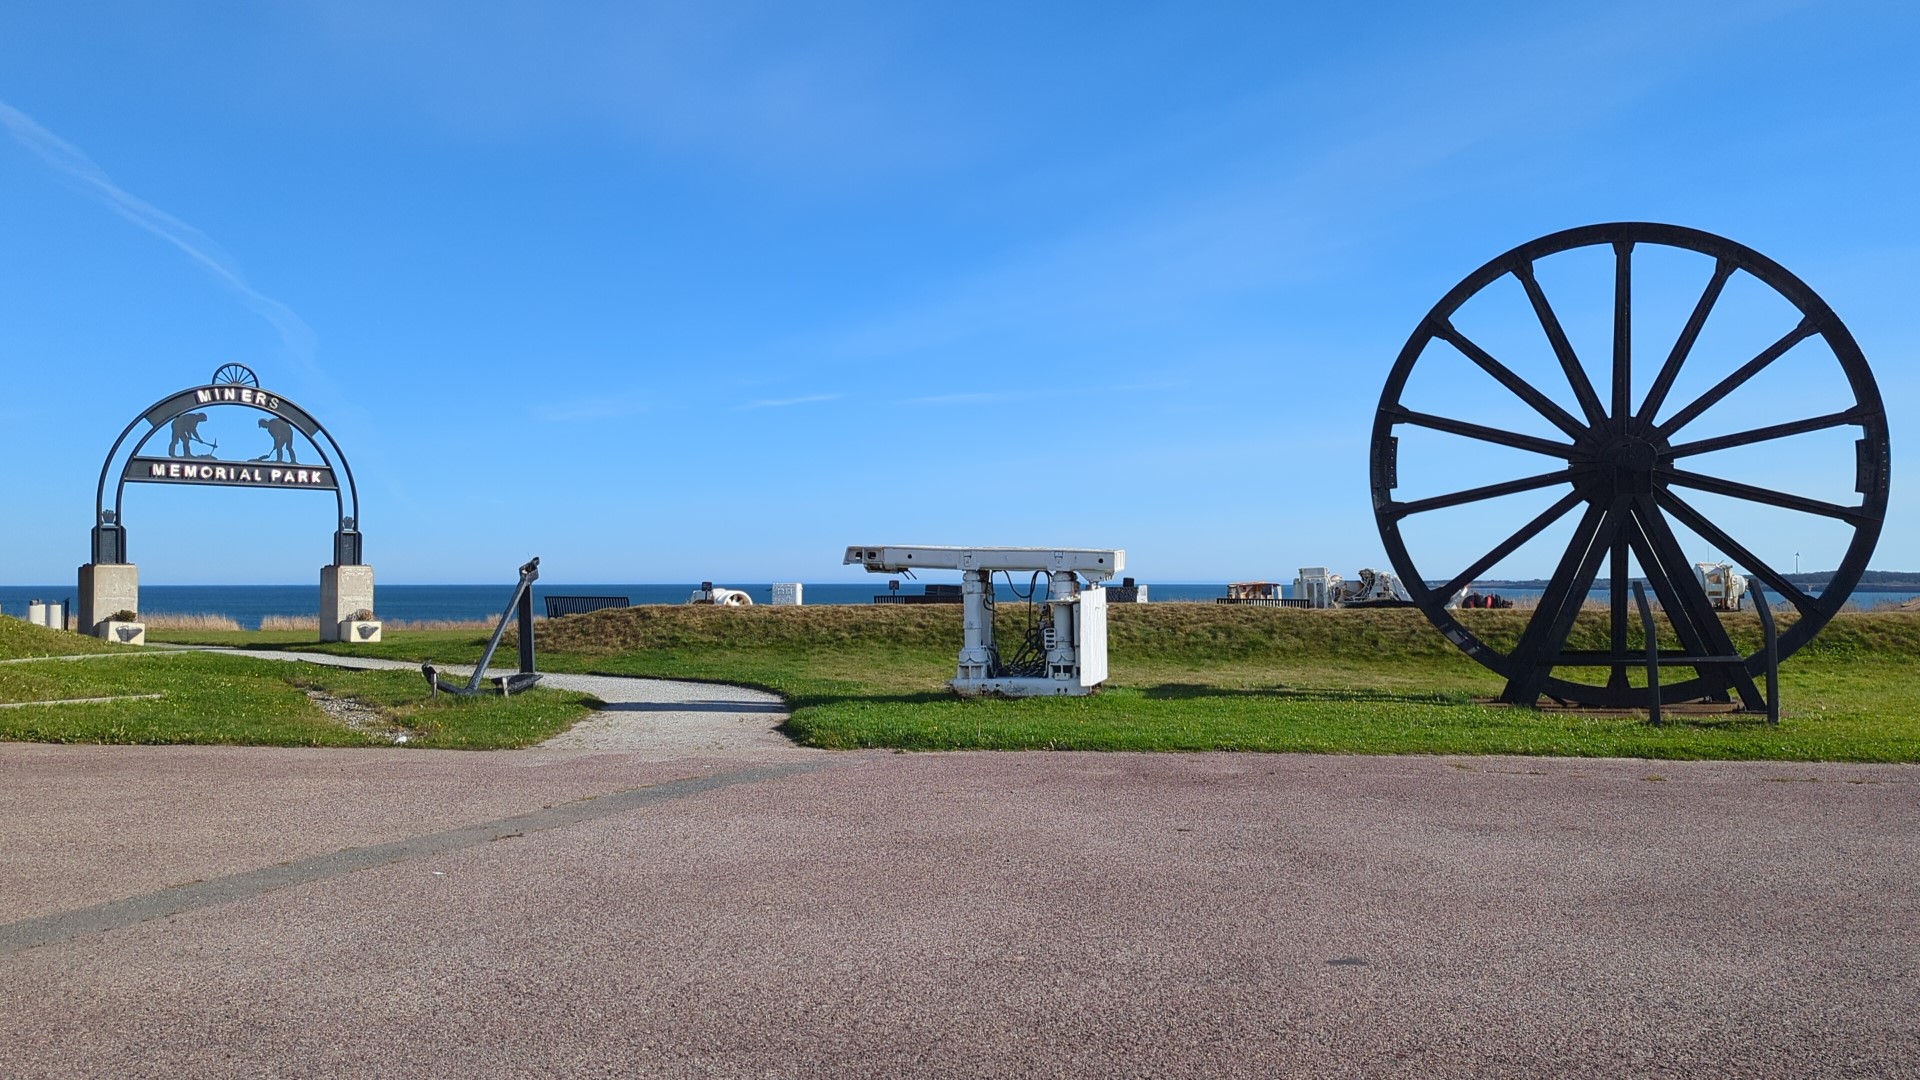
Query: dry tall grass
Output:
[[1505, 595, 1609, 611], [140, 612, 243, 631], [254, 613, 510, 632], [384, 616, 503, 631]]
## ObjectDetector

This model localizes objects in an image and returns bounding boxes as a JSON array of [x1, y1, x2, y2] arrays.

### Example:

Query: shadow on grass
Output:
[[1139, 683, 1474, 706], [789, 690, 955, 709]]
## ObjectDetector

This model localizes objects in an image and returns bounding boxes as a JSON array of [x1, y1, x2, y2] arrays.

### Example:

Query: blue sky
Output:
[[2, 1, 1915, 586]]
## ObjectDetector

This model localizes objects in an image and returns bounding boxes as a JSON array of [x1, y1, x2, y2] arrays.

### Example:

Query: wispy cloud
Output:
[[0, 100, 318, 366], [741, 393, 840, 410]]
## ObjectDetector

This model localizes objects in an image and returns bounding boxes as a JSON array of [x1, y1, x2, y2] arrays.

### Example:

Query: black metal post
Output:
[[333, 526, 363, 566], [1752, 584, 1780, 725], [91, 521, 127, 564], [1632, 581, 1660, 726], [517, 576, 536, 675]]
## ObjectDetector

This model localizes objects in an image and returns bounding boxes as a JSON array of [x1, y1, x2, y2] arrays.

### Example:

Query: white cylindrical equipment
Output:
[[28, 601, 46, 627], [1045, 571, 1080, 679], [45, 602, 63, 630], [958, 570, 993, 681]]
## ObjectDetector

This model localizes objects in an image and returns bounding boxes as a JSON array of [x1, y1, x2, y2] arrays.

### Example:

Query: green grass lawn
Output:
[[149, 604, 1920, 762], [0, 616, 118, 659], [0, 618, 599, 748]]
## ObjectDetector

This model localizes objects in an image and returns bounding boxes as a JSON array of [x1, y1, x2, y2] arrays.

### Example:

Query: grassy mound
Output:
[[536, 602, 1920, 664], [0, 641, 599, 749], [0, 617, 117, 660]]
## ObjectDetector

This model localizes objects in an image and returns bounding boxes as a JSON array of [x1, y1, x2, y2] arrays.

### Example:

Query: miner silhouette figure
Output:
[[168, 413, 211, 457], [256, 417, 298, 463]]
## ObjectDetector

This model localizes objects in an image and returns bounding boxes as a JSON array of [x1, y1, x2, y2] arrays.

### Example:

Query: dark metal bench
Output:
[[543, 595, 630, 618]]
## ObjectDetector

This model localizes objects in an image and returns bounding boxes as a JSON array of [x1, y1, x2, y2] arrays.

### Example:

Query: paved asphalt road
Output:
[[1, 737, 1915, 1078]]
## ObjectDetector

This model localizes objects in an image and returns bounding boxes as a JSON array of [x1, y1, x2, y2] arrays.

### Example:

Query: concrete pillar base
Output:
[[320, 564, 376, 643], [78, 563, 140, 639]]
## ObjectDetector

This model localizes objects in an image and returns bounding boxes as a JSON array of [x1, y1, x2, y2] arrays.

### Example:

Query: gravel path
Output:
[[194, 648, 804, 756]]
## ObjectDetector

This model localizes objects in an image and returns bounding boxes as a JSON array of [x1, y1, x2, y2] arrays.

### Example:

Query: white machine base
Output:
[[845, 545, 1122, 699], [958, 678, 1094, 697]]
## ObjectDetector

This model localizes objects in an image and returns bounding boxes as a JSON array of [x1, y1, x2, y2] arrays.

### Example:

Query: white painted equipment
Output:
[[771, 583, 803, 606], [1292, 568, 1338, 608], [1334, 567, 1413, 606], [1293, 566, 1412, 608], [688, 582, 754, 606], [843, 545, 1124, 697], [1695, 562, 1749, 611]]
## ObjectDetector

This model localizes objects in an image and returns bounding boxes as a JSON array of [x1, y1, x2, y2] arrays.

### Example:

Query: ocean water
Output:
[[0, 582, 1230, 629], [3, 582, 1909, 630]]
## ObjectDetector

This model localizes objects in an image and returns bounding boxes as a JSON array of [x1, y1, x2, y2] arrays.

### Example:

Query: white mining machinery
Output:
[[1695, 562, 1749, 611], [843, 545, 1124, 697], [688, 582, 754, 606], [1292, 566, 1413, 608]]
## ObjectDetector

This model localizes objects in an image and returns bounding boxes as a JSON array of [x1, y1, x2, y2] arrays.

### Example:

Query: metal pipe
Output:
[[1633, 581, 1661, 726], [958, 570, 993, 682]]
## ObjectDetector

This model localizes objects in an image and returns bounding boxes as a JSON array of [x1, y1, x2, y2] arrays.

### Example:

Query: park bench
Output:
[[543, 595, 630, 618]]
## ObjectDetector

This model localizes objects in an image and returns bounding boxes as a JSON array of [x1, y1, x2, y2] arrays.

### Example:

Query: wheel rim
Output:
[[1371, 222, 1890, 708], [211, 363, 260, 387]]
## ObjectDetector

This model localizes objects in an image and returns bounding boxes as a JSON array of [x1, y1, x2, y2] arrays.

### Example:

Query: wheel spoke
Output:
[[1438, 488, 1587, 599], [1386, 468, 1578, 518], [1381, 405, 1578, 459], [1435, 322, 1590, 441], [1501, 500, 1621, 704], [1636, 259, 1734, 425], [1611, 242, 1632, 430], [1667, 407, 1869, 458], [1653, 490, 1819, 614], [1663, 467, 1871, 523], [1628, 498, 1765, 709], [1656, 318, 1817, 436], [1622, 509, 1726, 701], [1514, 263, 1609, 429]]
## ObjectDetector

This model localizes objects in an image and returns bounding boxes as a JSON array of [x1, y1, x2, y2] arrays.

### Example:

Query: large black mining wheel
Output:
[[1371, 222, 1890, 709]]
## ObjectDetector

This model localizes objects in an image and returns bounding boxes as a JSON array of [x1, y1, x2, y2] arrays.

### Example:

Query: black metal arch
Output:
[[1371, 222, 1890, 709], [91, 374, 363, 565]]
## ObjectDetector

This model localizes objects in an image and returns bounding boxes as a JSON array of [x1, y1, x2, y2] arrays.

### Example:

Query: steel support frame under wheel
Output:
[[1633, 581, 1780, 725]]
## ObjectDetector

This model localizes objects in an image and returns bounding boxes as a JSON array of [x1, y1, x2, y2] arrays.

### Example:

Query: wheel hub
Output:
[[1598, 434, 1662, 497]]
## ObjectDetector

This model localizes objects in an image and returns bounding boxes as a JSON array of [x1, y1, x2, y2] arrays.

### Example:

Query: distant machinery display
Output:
[[689, 582, 754, 606], [1292, 567, 1413, 609], [844, 545, 1123, 697], [1695, 561, 1749, 611], [1219, 568, 1413, 609], [1371, 222, 1889, 711]]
